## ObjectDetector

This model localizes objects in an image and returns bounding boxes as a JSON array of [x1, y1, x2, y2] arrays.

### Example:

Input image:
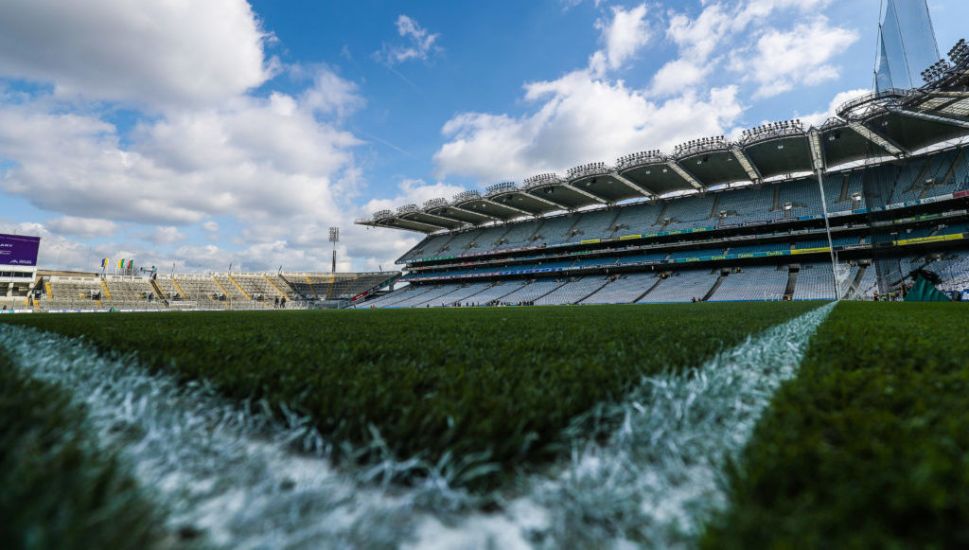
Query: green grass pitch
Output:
[[2, 303, 814, 487], [0, 350, 161, 549], [4, 301, 969, 546]]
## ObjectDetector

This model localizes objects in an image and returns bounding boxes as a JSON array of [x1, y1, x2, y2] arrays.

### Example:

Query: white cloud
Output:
[[46, 216, 118, 238], [294, 65, 366, 118], [149, 226, 186, 245], [736, 17, 859, 98], [0, 77, 361, 226], [589, 4, 651, 75], [202, 221, 220, 233], [374, 15, 441, 65], [798, 88, 870, 127], [662, 0, 850, 99], [649, 59, 710, 97], [0, 0, 270, 109], [435, 69, 742, 182]]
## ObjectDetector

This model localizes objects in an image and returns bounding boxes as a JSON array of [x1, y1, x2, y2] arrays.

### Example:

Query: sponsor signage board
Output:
[[0, 234, 40, 267]]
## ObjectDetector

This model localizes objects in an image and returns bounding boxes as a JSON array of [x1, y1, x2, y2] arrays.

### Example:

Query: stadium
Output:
[[356, 64, 969, 307], [2, 1, 969, 549]]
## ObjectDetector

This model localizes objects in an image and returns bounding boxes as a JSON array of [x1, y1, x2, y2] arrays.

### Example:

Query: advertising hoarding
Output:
[[0, 234, 41, 267]]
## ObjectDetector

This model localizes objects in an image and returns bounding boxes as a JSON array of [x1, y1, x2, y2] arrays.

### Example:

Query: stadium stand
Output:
[[792, 264, 838, 301], [30, 270, 399, 312], [497, 279, 564, 305], [582, 273, 658, 304], [101, 278, 164, 310], [708, 266, 789, 302], [535, 276, 609, 305], [342, 35, 969, 306], [638, 270, 720, 303]]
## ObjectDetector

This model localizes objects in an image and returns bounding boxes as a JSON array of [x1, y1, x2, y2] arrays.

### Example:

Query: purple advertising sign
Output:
[[0, 234, 41, 267]]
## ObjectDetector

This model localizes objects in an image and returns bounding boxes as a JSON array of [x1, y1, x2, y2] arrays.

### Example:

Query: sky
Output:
[[0, 0, 966, 273]]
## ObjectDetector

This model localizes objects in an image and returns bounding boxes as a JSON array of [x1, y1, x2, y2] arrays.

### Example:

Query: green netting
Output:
[[905, 275, 950, 302]]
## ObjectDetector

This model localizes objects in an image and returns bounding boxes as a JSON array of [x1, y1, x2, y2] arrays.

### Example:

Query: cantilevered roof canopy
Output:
[[357, 39, 969, 234]]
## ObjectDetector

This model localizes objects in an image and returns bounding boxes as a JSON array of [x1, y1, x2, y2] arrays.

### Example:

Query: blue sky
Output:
[[0, 0, 966, 272]]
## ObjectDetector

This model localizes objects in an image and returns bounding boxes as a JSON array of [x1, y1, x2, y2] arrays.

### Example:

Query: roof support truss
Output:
[[562, 182, 609, 204], [448, 205, 500, 222], [730, 147, 763, 184], [410, 211, 468, 228], [888, 106, 969, 130], [483, 198, 534, 217], [612, 173, 654, 198], [848, 121, 907, 157], [376, 218, 442, 233], [667, 161, 704, 191], [398, 215, 451, 230], [519, 192, 571, 211]]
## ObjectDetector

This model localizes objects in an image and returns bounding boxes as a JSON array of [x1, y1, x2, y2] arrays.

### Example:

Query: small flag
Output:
[[118, 258, 125, 269]]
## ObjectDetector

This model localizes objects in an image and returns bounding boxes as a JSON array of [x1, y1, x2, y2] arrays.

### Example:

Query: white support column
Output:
[[449, 205, 500, 222], [612, 173, 653, 198], [667, 161, 704, 191], [887, 107, 969, 130], [731, 147, 762, 184], [562, 183, 609, 204], [848, 122, 906, 157], [815, 167, 841, 300], [521, 191, 571, 211], [413, 211, 468, 228], [483, 198, 534, 217], [400, 215, 451, 230], [808, 129, 826, 172]]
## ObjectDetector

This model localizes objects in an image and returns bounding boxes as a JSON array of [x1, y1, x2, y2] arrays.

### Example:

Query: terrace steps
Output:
[[709, 195, 721, 219], [577, 278, 615, 304], [99, 279, 112, 300], [411, 285, 467, 307], [934, 148, 965, 198], [149, 279, 166, 302], [303, 276, 319, 298], [226, 275, 252, 300], [605, 208, 623, 237], [263, 275, 289, 298], [838, 174, 850, 203], [702, 272, 725, 301], [784, 270, 798, 300], [533, 280, 568, 303], [525, 218, 546, 245], [633, 276, 664, 303], [653, 202, 669, 226], [847, 265, 869, 298], [211, 277, 232, 300], [171, 278, 192, 301]]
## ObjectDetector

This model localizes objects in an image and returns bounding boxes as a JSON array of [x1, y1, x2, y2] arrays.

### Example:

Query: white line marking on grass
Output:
[[408, 302, 836, 549], [0, 303, 834, 549], [0, 325, 489, 549]]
